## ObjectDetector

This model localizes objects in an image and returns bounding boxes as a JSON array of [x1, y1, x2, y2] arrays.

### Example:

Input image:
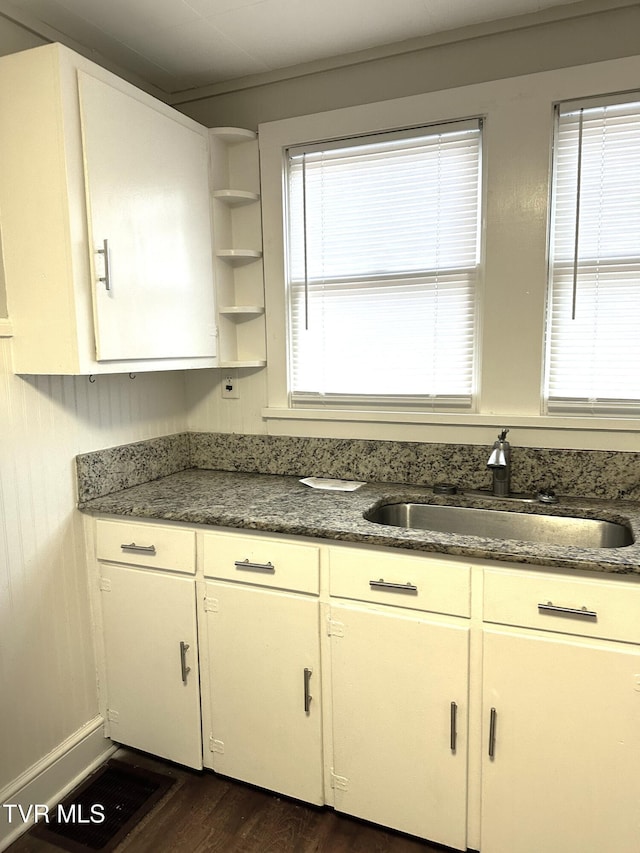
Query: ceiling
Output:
[[0, 0, 598, 96]]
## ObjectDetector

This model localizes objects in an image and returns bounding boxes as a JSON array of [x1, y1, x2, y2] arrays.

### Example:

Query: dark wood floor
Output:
[[9, 749, 456, 853]]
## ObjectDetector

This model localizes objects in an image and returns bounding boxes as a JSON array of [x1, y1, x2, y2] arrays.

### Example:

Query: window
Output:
[[545, 95, 640, 414], [284, 120, 482, 411]]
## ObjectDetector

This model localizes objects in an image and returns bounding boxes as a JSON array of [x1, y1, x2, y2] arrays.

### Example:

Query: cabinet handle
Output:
[[180, 641, 191, 685], [538, 601, 597, 620], [369, 579, 418, 594], [488, 707, 497, 759], [234, 558, 275, 573], [97, 239, 112, 291], [303, 667, 313, 714], [450, 701, 457, 752], [120, 542, 156, 555]]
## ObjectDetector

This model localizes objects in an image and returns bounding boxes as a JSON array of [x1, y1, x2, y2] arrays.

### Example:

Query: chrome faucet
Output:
[[487, 428, 511, 497]]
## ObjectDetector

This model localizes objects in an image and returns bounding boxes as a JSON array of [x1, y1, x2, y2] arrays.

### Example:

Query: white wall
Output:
[[187, 52, 640, 451], [0, 334, 187, 793], [181, 3, 640, 451]]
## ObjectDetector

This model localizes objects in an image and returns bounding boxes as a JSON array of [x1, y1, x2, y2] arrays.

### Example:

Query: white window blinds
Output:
[[285, 120, 482, 410], [545, 95, 640, 414]]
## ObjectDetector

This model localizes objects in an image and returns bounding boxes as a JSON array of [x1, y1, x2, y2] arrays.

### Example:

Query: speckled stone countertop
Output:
[[78, 468, 640, 575]]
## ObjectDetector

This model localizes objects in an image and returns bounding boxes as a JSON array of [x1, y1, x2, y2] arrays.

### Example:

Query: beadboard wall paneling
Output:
[[0, 338, 188, 791], [186, 367, 268, 435]]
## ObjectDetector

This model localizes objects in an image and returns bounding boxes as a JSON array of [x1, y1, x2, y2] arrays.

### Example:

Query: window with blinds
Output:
[[545, 95, 640, 414], [285, 120, 483, 410]]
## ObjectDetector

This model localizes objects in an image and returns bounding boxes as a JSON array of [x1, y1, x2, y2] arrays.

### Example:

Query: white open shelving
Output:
[[210, 127, 266, 369]]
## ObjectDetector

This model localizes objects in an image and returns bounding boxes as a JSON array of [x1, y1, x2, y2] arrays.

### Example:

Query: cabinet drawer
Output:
[[96, 519, 196, 574], [329, 546, 471, 617], [484, 568, 640, 643], [203, 531, 319, 594]]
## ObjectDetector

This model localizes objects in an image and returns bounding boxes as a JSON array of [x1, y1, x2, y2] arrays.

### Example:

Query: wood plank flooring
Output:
[[8, 749, 456, 853]]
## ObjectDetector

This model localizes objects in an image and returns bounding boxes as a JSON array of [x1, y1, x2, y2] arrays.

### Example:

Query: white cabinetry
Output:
[[328, 546, 470, 850], [201, 531, 323, 804], [209, 128, 266, 368], [480, 567, 640, 853], [0, 43, 217, 374], [95, 520, 202, 769], [87, 512, 640, 851]]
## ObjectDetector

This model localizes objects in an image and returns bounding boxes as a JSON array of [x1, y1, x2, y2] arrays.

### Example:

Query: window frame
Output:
[[544, 92, 640, 415], [258, 56, 640, 443], [282, 119, 484, 412]]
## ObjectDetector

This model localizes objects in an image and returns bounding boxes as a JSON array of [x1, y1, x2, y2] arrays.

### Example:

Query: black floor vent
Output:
[[31, 758, 175, 852]]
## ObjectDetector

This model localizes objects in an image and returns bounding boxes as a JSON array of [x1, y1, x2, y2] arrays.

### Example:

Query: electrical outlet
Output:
[[221, 370, 239, 399]]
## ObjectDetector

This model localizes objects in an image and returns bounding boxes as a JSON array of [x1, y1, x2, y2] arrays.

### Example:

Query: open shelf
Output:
[[213, 189, 260, 206], [218, 359, 267, 368], [210, 127, 257, 144], [210, 126, 267, 369], [216, 248, 262, 266], [218, 306, 265, 316]]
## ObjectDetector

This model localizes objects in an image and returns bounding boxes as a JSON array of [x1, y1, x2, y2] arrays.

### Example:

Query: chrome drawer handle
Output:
[[234, 558, 275, 573], [538, 601, 597, 620], [180, 641, 191, 684], [450, 701, 458, 752], [369, 579, 418, 594], [120, 542, 157, 555]]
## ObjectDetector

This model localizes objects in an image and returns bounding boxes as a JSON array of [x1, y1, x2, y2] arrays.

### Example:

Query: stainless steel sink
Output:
[[365, 502, 633, 549]]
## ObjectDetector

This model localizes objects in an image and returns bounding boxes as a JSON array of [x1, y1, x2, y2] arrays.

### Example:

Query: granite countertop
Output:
[[78, 468, 640, 575]]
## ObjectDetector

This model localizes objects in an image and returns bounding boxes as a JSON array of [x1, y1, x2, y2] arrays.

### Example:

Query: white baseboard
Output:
[[0, 716, 116, 851]]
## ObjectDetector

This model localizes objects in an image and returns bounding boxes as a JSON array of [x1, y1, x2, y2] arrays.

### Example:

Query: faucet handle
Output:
[[487, 447, 507, 468], [498, 428, 509, 441]]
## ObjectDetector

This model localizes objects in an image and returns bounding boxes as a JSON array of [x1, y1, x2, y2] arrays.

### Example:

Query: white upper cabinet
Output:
[[0, 44, 217, 374], [78, 72, 216, 363]]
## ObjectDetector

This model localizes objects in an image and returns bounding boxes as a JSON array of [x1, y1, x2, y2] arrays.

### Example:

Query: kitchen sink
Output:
[[365, 502, 634, 549]]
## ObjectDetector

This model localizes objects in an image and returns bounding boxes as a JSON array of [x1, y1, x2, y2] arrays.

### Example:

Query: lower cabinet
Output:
[[99, 563, 202, 769], [202, 581, 324, 804], [480, 567, 640, 853], [329, 602, 469, 849], [200, 529, 324, 804], [481, 628, 640, 853], [91, 518, 640, 852]]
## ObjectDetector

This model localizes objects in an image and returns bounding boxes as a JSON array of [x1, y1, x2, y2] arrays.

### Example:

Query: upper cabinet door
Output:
[[78, 71, 216, 362]]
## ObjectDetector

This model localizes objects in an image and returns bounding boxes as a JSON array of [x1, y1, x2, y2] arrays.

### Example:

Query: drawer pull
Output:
[[179, 641, 191, 685], [369, 579, 418, 594], [234, 559, 275, 573], [97, 238, 112, 291], [450, 701, 458, 752], [488, 707, 497, 759], [120, 542, 157, 555], [538, 601, 597, 620], [303, 667, 313, 714]]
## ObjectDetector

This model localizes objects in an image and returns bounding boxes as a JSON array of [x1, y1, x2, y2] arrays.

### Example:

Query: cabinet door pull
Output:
[[234, 558, 275, 573], [120, 542, 156, 555], [488, 707, 497, 759], [450, 701, 458, 752], [369, 579, 418, 594], [538, 601, 597, 620], [303, 667, 313, 714], [97, 238, 112, 291], [180, 641, 191, 684]]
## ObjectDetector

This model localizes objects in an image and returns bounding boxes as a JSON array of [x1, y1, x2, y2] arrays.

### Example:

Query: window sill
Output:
[[262, 406, 640, 433]]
